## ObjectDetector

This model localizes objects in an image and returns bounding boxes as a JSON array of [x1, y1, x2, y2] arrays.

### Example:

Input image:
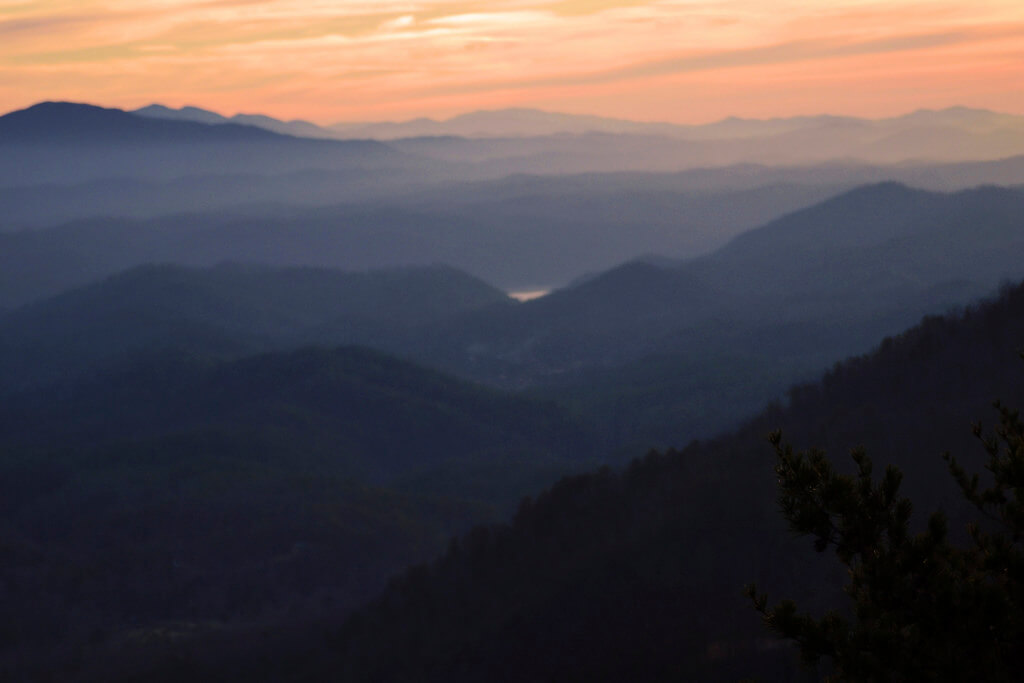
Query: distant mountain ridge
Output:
[[328, 105, 1024, 141], [0, 101, 406, 186], [5, 101, 1024, 188], [127, 100, 1024, 157], [368, 108, 1024, 171], [134, 103, 335, 139], [426, 183, 1024, 374], [0, 101, 282, 144], [407, 182, 1024, 450], [0, 180, 838, 301], [3, 152, 1023, 232]]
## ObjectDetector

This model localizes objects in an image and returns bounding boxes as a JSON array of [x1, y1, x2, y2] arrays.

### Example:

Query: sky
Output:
[[1, 0, 1023, 124]]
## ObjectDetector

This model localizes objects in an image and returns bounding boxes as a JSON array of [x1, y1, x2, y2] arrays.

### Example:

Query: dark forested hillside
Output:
[[0, 346, 597, 681], [0, 346, 593, 486], [0, 262, 508, 391], [140, 275, 1024, 683]]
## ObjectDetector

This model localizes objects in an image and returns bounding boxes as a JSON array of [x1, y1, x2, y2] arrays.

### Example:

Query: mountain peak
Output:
[[0, 100, 280, 145], [134, 103, 227, 125], [15, 100, 124, 119], [0, 101, 140, 140]]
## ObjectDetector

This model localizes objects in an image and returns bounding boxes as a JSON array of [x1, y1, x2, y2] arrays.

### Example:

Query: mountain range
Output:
[[0, 262, 508, 391], [3, 97, 1024, 681], [0, 180, 842, 298], [3, 101, 1024, 234], [406, 182, 1024, 449], [4, 182, 1023, 455], [135, 103, 336, 140], [132, 102, 1024, 143], [0, 102, 406, 186], [4, 101, 1024, 191], [54, 224, 1024, 683], [3, 152, 1024, 233], [425, 183, 1024, 376], [131, 102, 1024, 166], [3, 102, 282, 145]]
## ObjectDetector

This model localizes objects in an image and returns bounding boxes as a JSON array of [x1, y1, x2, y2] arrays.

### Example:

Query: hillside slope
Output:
[[0, 345, 597, 681], [313, 280, 1024, 683], [0, 262, 508, 390], [57, 272, 1024, 683]]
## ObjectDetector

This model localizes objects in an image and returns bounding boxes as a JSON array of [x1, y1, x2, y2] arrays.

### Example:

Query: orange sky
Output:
[[1, 0, 1022, 124]]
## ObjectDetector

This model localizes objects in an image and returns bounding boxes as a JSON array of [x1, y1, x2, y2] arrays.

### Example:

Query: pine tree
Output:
[[747, 401, 1024, 681]]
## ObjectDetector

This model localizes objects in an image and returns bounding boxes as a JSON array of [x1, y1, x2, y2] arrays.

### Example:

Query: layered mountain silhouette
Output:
[[0, 102, 280, 144], [4, 101, 1024, 234], [4, 183, 1023, 450], [134, 103, 335, 139], [0, 262, 508, 391], [134, 103, 228, 125], [406, 183, 1024, 448], [4, 152, 1024, 232], [0, 102, 405, 186], [7, 101, 1021, 190], [329, 105, 1024, 142], [0, 181, 837, 299], [4, 97, 1024, 683], [5, 181, 1022, 460], [65, 237, 1024, 683], [331, 105, 1024, 170], [130, 102, 1024, 144], [427, 183, 1024, 373]]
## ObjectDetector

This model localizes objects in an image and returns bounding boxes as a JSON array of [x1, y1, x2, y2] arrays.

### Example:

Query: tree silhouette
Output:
[[747, 401, 1024, 681]]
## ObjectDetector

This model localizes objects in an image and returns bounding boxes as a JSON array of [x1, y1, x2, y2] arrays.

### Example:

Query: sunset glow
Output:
[[1, 0, 1023, 123]]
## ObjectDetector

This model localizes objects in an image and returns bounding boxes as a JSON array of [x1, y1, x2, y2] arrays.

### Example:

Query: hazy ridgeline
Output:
[[1, 101, 1024, 681]]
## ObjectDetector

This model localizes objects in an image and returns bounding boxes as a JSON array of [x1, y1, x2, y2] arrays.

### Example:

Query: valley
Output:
[[0, 99, 1022, 681]]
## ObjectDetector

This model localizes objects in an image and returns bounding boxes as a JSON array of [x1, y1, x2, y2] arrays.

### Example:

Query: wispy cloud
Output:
[[0, 14, 100, 36], [401, 23, 1023, 97], [1, 1, 1022, 122]]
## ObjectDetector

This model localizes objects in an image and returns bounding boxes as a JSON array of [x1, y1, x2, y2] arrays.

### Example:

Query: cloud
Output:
[[0, 14, 103, 37], [1, 1, 1023, 122], [380, 14, 416, 30], [412, 23, 1024, 97], [549, 0, 658, 17]]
